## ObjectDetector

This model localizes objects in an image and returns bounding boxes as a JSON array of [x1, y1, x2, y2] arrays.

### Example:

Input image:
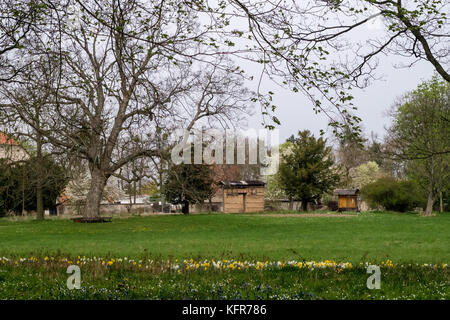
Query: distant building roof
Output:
[[219, 180, 266, 188], [334, 189, 359, 196], [0, 132, 18, 145], [0, 132, 30, 162]]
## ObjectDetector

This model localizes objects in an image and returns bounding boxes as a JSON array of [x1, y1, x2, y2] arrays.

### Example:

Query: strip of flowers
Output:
[[0, 256, 447, 273]]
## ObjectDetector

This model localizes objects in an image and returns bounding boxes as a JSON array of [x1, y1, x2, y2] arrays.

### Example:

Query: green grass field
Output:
[[1, 211, 449, 263], [1, 212, 449, 300]]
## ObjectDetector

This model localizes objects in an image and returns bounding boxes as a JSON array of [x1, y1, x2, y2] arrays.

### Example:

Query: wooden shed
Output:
[[219, 180, 265, 213], [334, 189, 360, 212]]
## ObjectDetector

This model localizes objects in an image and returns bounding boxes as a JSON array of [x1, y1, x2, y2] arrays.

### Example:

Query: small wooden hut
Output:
[[334, 189, 360, 212], [219, 180, 265, 213]]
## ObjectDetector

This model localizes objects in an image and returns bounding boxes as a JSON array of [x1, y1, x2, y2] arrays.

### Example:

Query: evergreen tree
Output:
[[278, 130, 340, 211], [163, 164, 215, 214], [0, 156, 67, 216]]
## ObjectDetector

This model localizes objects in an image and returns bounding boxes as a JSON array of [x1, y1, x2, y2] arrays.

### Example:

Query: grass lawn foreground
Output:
[[0, 212, 449, 299]]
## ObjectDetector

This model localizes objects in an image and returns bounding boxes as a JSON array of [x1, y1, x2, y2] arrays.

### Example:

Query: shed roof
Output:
[[219, 180, 266, 188], [334, 189, 359, 196]]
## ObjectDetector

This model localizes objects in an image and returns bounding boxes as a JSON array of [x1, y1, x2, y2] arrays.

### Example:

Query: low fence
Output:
[[55, 199, 368, 216], [58, 203, 221, 216], [189, 202, 223, 213], [265, 200, 323, 211], [59, 203, 158, 216]]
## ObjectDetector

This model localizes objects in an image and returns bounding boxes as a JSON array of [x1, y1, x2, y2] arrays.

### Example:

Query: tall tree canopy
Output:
[[1, 0, 253, 218], [387, 75, 449, 215]]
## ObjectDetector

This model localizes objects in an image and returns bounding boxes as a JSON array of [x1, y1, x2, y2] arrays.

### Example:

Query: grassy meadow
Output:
[[0, 211, 449, 299], [1, 212, 449, 262]]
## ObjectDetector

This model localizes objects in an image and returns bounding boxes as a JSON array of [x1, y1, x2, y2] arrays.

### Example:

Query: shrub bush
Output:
[[361, 177, 425, 212], [327, 200, 339, 211]]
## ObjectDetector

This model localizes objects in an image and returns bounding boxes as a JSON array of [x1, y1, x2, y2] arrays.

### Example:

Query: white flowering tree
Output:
[[351, 161, 382, 189]]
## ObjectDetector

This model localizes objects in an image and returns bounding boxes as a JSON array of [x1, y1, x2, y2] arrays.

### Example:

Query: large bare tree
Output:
[[1, 0, 253, 218]]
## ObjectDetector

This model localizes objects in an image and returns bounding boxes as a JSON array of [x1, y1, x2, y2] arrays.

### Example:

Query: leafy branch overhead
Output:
[[225, 0, 449, 136], [35, 0, 449, 139]]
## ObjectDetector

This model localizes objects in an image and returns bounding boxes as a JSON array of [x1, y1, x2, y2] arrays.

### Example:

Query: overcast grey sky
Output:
[[245, 57, 435, 144]]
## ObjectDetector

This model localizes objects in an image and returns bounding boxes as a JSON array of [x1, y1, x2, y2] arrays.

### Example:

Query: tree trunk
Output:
[[21, 167, 25, 216], [128, 182, 132, 204], [160, 168, 166, 211], [425, 190, 434, 216], [36, 131, 44, 220], [182, 200, 189, 214], [424, 156, 434, 216], [439, 191, 443, 213], [83, 169, 107, 218], [36, 181, 44, 220], [302, 200, 308, 212]]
